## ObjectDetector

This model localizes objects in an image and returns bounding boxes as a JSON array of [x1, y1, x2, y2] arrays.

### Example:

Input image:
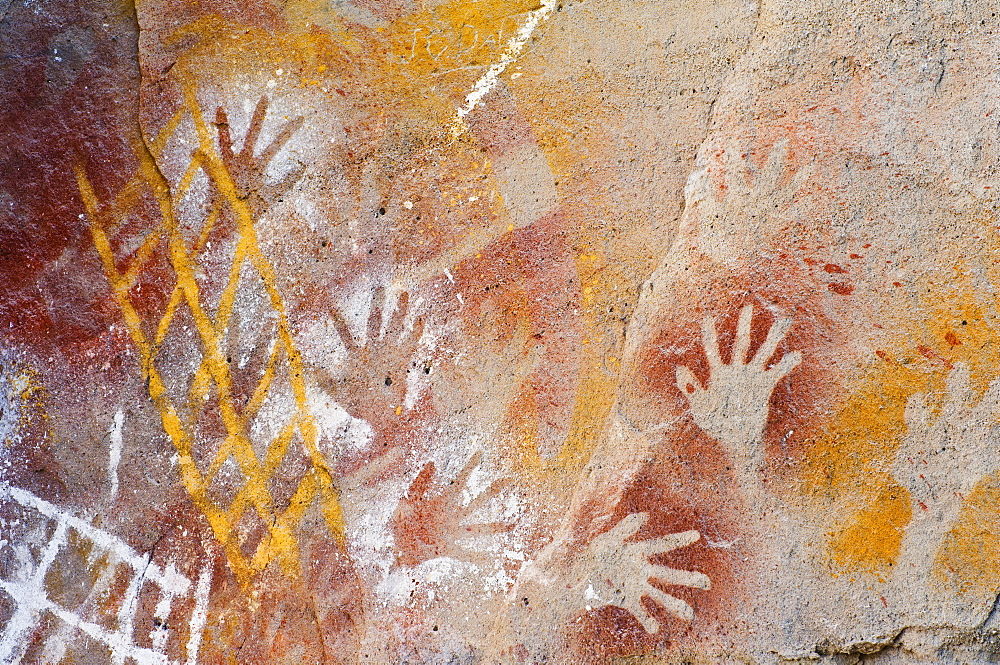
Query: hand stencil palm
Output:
[[318, 288, 426, 427], [891, 363, 1000, 588], [215, 96, 306, 217]]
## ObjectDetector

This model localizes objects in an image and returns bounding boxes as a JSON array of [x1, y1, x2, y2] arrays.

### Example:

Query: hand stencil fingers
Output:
[[648, 566, 711, 591], [410, 315, 426, 350], [733, 304, 754, 365], [646, 586, 695, 622], [973, 375, 1000, 422], [461, 521, 509, 537], [604, 512, 649, 543], [243, 96, 269, 159], [214, 107, 235, 160], [465, 475, 513, 514], [700, 315, 722, 369], [752, 315, 793, 368], [679, 304, 803, 479], [348, 446, 406, 487], [642, 529, 700, 556], [766, 350, 802, 383], [329, 307, 358, 354], [269, 162, 307, 202], [488, 474, 514, 496], [385, 290, 410, 341], [781, 161, 815, 208], [405, 462, 437, 502], [259, 115, 305, 168], [632, 600, 662, 634], [367, 287, 386, 343], [453, 451, 483, 490], [675, 365, 703, 397], [944, 363, 975, 415]]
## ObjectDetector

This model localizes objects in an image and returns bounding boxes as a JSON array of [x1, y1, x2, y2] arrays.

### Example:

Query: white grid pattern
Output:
[[0, 484, 211, 664]]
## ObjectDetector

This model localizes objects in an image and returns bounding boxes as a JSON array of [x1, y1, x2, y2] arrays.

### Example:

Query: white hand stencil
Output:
[[894, 363, 1000, 507], [675, 304, 801, 482], [578, 513, 710, 633]]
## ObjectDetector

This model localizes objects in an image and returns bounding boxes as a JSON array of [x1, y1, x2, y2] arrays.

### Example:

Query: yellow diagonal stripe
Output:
[[77, 79, 349, 588]]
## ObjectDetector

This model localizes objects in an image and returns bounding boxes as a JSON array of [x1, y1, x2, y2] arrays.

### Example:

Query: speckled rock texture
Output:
[[2, 0, 1000, 663]]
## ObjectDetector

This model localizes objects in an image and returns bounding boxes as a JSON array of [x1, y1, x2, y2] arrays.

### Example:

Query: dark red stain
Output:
[[945, 331, 961, 347], [828, 281, 854, 295], [823, 263, 847, 274], [917, 344, 953, 369], [0, 0, 146, 353]]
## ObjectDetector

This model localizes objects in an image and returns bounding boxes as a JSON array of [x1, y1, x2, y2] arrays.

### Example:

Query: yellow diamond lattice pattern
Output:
[[74, 82, 345, 588]]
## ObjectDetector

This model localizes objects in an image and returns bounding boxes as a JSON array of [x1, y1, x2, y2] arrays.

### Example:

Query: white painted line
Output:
[[46, 601, 171, 665], [0, 484, 213, 664], [150, 565, 180, 653], [113, 562, 149, 665], [108, 409, 124, 499], [38, 551, 121, 663], [184, 566, 213, 665], [455, 0, 556, 123], [0, 522, 68, 663], [0, 483, 190, 595]]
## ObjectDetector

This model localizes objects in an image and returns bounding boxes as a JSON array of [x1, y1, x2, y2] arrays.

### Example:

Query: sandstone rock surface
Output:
[[2, 0, 1000, 662]]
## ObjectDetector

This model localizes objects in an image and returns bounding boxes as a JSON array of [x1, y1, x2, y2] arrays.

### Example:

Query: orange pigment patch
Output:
[[499, 381, 543, 474], [826, 481, 910, 573], [818, 245, 1000, 574], [556, 251, 634, 472], [386, 0, 541, 100], [811, 348, 941, 572], [936, 476, 1000, 600]]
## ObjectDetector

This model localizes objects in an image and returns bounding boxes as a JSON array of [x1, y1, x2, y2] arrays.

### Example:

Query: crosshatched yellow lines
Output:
[[74, 85, 345, 590]]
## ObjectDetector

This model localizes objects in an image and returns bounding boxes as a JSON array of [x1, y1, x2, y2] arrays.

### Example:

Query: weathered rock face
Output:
[[2, 0, 1000, 662]]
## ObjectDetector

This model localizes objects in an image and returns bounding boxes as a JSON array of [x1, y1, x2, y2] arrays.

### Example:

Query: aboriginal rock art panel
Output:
[[6, 0, 1000, 663]]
